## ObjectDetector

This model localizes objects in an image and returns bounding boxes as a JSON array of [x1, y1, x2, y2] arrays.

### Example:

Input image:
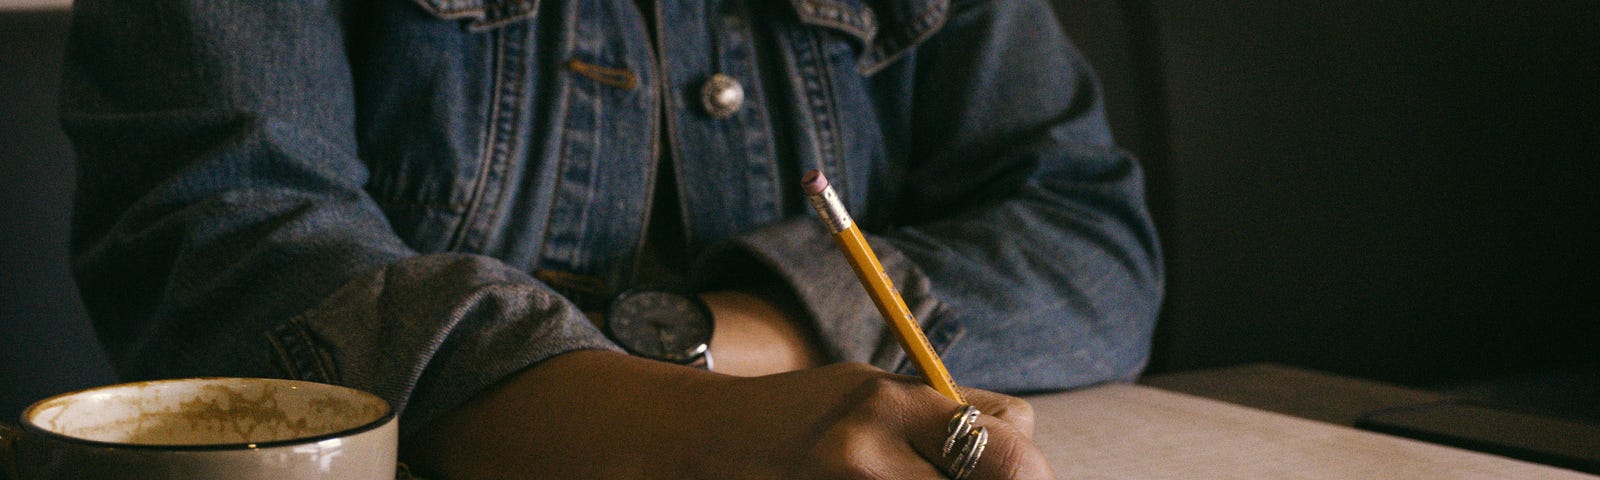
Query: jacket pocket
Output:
[[409, 0, 538, 31]]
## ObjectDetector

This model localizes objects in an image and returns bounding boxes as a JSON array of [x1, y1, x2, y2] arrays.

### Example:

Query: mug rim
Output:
[[19, 377, 396, 452]]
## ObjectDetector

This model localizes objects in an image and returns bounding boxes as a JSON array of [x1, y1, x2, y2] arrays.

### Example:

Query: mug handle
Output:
[[0, 420, 20, 479]]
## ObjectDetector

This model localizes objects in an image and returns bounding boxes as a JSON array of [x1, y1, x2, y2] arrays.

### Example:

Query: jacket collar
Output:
[[788, 0, 950, 74], [411, 0, 950, 71]]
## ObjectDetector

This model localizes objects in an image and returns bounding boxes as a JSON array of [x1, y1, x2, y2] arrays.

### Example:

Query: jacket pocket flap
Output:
[[789, 0, 949, 73]]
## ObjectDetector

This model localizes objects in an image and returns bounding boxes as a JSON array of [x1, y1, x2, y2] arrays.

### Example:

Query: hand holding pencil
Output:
[[409, 171, 1054, 479]]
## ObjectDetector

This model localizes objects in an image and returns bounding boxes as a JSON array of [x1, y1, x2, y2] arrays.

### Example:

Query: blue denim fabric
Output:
[[63, 0, 1162, 437]]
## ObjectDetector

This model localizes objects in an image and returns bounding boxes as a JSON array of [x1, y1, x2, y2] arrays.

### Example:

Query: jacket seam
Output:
[[531, 2, 586, 281], [445, 30, 505, 251], [471, 22, 532, 254], [266, 320, 337, 383], [791, 27, 849, 203]]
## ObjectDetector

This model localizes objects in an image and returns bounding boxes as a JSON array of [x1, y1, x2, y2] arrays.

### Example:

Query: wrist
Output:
[[702, 289, 826, 376]]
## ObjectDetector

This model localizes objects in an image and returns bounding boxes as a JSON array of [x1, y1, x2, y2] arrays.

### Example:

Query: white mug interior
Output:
[[22, 377, 391, 446]]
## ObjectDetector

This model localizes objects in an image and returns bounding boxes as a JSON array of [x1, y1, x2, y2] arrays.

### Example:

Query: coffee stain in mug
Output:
[[124, 384, 299, 444], [33, 381, 387, 446]]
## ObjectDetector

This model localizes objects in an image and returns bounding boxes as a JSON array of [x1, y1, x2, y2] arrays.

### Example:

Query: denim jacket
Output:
[[63, 0, 1162, 437]]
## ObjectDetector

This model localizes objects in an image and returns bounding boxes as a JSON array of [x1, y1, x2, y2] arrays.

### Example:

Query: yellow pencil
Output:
[[802, 169, 966, 405]]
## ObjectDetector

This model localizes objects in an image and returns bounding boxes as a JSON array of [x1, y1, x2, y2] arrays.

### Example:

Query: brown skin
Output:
[[405, 292, 1055, 479], [701, 290, 829, 377]]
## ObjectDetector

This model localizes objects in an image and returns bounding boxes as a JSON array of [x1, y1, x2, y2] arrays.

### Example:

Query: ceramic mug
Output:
[[0, 377, 397, 479]]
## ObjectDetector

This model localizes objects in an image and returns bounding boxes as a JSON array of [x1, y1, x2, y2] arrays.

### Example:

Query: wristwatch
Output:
[[604, 288, 715, 370]]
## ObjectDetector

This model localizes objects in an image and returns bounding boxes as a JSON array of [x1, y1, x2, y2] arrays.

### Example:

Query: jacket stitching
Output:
[[528, 3, 580, 276], [471, 23, 533, 253], [799, 29, 849, 203], [447, 28, 511, 251], [728, 9, 786, 220], [790, 0, 878, 42]]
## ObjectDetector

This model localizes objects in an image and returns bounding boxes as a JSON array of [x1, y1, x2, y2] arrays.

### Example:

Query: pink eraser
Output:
[[801, 169, 829, 195]]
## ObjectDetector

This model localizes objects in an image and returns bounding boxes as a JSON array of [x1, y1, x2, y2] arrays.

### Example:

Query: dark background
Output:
[[2, 6, 117, 424], [4, 0, 1597, 432], [1053, 0, 1599, 393]]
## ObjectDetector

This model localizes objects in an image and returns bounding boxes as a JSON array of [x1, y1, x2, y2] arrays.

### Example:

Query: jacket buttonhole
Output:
[[565, 59, 639, 90]]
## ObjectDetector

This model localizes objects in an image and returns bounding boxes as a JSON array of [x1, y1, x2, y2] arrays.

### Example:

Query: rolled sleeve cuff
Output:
[[690, 218, 957, 374], [264, 253, 622, 439]]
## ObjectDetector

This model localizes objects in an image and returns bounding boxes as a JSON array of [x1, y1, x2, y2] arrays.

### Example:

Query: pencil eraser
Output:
[[802, 169, 829, 195]]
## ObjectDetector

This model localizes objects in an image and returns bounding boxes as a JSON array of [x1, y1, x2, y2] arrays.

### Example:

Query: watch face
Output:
[[607, 290, 713, 363]]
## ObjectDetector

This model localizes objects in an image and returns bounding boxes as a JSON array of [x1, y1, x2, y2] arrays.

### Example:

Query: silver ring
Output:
[[951, 426, 988, 480], [942, 405, 981, 457], [941, 405, 986, 479]]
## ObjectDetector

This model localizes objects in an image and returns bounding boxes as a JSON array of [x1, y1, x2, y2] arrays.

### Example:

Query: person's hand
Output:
[[701, 362, 1054, 479], [404, 350, 1054, 479]]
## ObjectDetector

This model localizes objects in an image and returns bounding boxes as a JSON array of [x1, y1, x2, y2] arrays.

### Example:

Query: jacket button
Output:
[[699, 73, 744, 119]]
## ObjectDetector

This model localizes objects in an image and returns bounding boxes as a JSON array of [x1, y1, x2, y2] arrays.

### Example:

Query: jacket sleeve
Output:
[[696, 0, 1163, 392], [62, 0, 618, 438]]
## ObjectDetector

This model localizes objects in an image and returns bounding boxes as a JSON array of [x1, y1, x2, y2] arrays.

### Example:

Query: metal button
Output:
[[699, 73, 744, 119]]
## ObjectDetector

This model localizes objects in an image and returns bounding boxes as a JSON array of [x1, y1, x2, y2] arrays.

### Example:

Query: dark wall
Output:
[[1055, 0, 1600, 384], [0, 8, 117, 423]]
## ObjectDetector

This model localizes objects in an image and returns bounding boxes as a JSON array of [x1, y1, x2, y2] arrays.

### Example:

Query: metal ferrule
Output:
[[805, 186, 854, 233]]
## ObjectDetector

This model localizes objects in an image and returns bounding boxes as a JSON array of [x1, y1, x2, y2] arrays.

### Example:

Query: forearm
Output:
[[402, 350, 1054, 479], [404, 350, 712, 479]]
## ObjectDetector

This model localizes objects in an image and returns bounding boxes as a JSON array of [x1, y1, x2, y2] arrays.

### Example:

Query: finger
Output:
[[906, 406, 1055, 480], [961, 388, 1036, 439], [823, 369, 974, 479], [965, 417, 1054, 480]]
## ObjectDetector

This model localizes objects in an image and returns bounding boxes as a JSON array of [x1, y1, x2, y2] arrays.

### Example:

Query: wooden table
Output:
[[1028, 384, 1597, 479]]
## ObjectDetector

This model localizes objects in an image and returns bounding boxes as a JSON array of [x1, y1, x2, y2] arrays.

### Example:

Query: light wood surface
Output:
[[1139, 363, 1454, 426], [1028, 384, 1597, 479]]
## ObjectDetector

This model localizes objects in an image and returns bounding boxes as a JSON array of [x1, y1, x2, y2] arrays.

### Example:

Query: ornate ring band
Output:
[[943, 405, 981, 457], [950, 426, 989, 480], [942, 405, 986, 479]]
